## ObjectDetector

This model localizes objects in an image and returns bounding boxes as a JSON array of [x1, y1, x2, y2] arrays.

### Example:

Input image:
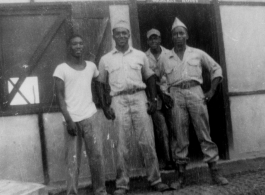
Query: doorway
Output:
[[137, 2, 229, 161]]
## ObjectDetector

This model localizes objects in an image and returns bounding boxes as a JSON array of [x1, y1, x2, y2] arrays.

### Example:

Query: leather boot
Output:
[[170, 164, 186, 190], [208, 162, 229, 185]]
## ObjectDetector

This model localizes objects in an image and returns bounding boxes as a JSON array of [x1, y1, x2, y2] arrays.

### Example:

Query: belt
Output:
[[114, 88, 144, 96], [171, 80, 199, 89]]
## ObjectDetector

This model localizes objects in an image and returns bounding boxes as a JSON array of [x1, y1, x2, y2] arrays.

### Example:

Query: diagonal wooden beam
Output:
[[6, 12, 69, 107], [8, 79, 31, 105], [89, 17, 109, 63]]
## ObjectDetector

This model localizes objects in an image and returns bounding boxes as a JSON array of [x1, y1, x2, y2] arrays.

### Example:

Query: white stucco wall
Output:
[[0, 115, 44, 183], [43, 113, 92, 183], [230, 95, 265, 159], [220, 5, 265, 159]]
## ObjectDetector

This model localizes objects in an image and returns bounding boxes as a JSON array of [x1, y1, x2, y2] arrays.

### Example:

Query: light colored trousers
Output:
[[111, 91, 161, 190], [170, 85, 219, 165], [65, 113, 107, 195]]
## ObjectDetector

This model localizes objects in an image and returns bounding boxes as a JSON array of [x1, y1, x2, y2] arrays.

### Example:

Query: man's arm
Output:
[[201, 51, 223, 102], [204, 77, 222, 102], [146, 74, 158, 114], [96, 57, 115, 120], [55, 77, 77, 136], [96, 80, 115, 120]]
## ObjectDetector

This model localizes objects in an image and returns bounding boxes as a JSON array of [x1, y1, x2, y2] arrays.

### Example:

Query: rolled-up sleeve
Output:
[[201, 51, 223, 82], [97, 57, 108, 84], [141, 55, 155, 80]]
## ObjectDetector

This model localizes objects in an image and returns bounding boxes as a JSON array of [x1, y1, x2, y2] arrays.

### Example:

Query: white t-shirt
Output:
[[53, 61, 99, 122]]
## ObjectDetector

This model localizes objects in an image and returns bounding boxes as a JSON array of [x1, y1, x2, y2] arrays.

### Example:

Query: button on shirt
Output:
[[97, 47, 154, 96], [158, 46, 223, 87]]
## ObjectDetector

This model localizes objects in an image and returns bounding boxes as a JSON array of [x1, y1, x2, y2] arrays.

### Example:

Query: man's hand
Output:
[[147, 99, 157, 115], [66, 120, 77, 136], [161, 93, 174, 109], [204, 89, 215, 103], [103, 107, 115, 120]]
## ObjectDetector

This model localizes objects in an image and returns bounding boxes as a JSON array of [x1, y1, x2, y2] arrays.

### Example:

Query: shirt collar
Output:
[[112, 46, 133, 55], [169, 45, 191, 58], [146, 46, 167, 57]]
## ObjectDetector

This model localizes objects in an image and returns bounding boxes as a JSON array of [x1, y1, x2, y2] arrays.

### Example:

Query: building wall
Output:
[[219, 2, 265, 159], [0, 1, 146, 185], [0, 115, 44, 183]]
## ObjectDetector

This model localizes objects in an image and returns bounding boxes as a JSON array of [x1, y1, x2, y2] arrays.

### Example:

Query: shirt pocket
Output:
[[107, 65, 122, 86], [187, 58, 201, 77], [128, 62, 143, 81]]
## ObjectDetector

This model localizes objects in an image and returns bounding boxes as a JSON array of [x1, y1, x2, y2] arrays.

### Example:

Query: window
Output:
[[8, 77, 40, 105], [0, 5, 70, 114]]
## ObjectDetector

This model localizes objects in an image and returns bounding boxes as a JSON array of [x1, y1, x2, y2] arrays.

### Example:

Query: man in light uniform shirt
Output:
[[53, 34, 109, 195], [158, 17, 228, 190], [145, 28, 173, 170], [97, 21, 169, 195]]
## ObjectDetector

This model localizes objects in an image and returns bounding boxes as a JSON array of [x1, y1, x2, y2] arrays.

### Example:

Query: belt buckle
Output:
[[182, 82, 190, 89], [130, 89, 136, 94]]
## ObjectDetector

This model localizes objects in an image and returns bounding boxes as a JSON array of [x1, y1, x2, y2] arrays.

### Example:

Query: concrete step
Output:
[[48, 157, 265, 195], [0, 180, 47, 195]]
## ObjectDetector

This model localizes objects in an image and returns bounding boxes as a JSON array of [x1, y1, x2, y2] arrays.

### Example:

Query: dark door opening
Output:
[[137, 3, 229, 161]]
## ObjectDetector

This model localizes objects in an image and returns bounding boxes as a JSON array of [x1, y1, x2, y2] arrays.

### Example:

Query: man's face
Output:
[[113, 27, 130, 47], [172, 27, 188, 47], [69, 36, 84, 57], [147, 35, 161, 50]]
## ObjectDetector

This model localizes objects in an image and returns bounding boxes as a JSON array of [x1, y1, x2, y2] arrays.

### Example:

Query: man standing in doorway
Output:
[[97, 20, 169, 195], [145, 28, 174, 170], [54, 34, 109, 195], [158, 17, 228, 190]]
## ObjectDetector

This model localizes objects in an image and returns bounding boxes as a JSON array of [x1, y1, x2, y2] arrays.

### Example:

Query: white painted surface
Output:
[[109, 5, 132, 49], [0, 180, 47, 195], [220, 5, 265, 159], [0, 0, 29, 3], [43, 113, 91, 183], [0, 115, 44, 183], [220, 5, 265, 93], [229, 95, 265, 159]]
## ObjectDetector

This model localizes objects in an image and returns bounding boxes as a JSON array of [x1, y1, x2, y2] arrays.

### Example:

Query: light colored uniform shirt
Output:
[[97, 46, 154, 96], [158, 46, 223, 88], [53, 61, 99, 122], [146, 46, 170, 93], [146, 46, 170, 109]]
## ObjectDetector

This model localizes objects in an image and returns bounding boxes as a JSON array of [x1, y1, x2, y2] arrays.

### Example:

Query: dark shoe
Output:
[[208, 162, 228, 185], [152, 182, 170, 192], [113, 188, 127, 195], [170, 172, 185, 190], [210, 169, 229, 185]]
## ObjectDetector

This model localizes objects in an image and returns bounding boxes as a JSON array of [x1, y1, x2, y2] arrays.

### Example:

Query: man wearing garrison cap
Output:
[[158, 17, 229, 190], [97, 20, 169, 195], [145, 28, 174, 170]]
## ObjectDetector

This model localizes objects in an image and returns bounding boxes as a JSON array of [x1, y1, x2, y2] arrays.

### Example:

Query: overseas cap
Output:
[[171, 17, 187, 31], [147, 28, 161, 39], [112, 20, 130, 31]]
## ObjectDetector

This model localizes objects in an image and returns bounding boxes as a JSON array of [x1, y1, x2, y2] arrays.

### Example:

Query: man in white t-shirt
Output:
[[53, 34, 109, 195]]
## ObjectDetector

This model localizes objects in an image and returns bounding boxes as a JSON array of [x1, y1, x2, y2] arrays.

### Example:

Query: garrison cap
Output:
[[112, 20, 130, 31], [171, 17, 187, 31]]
